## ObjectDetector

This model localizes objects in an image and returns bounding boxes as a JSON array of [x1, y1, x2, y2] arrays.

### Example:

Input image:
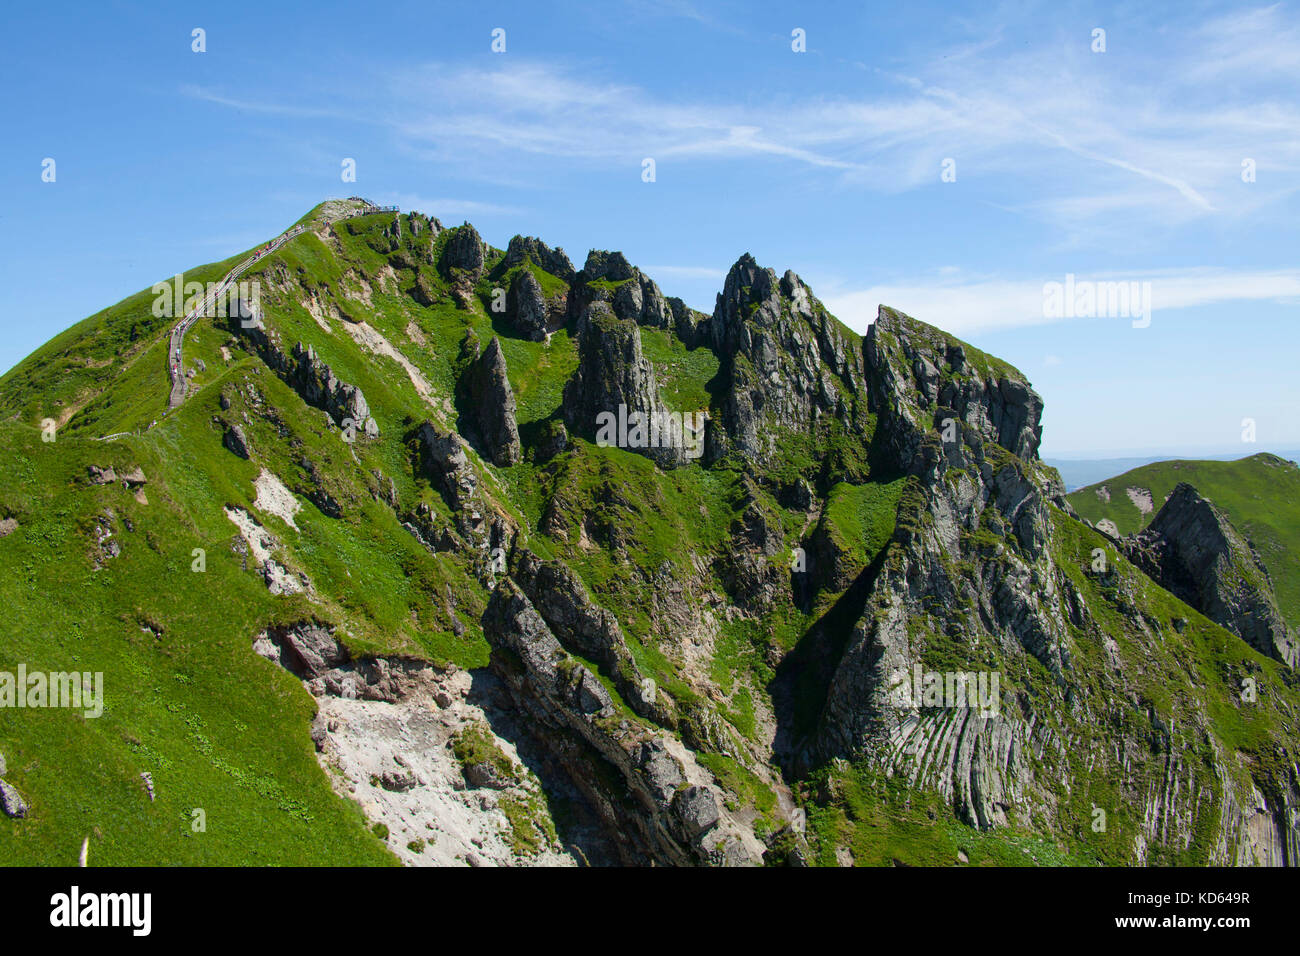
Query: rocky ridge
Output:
[[1121, 483, 1297, 667]]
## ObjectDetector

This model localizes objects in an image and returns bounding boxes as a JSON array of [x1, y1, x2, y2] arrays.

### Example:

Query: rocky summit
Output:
[[1, 198, 1297, 867]]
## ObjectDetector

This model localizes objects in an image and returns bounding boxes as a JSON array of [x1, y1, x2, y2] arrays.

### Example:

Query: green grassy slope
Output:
[[0, 422, 400, 865], [0, 207, 756, 864], [0, 246, 262, 435]]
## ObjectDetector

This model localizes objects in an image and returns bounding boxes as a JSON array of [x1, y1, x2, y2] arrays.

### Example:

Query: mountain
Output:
[[1, 199, 1297, 867], [1067, 455, 1300, 640], [1047, 452, 1300, 492]]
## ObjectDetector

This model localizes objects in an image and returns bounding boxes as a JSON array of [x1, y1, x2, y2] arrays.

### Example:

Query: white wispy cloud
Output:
[[820, 267, 1300, 336], [180, 5, 1300, 240], [1187, 4, 1300, 81], [179, 84, 361, 121]]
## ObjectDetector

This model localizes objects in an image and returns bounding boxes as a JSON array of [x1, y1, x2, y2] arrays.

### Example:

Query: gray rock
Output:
[[536, 421, 568, 462], [865, 304, 1047, 474], [379, 768, 418, 792], [1122, 483, 1296, 667], [482, 579, 569, 697], [507, 268, 550, 341], [702, 254, 868, 466], [505, 235, 575, 283], [562, 302, 687, 468], [288, 342, 378, 438], [439, 223, 485, 279], [87, 465, 117, 485], [0, 779, 28, 818], [580, 249, 634, 283], [306, 487, 342, 519], [463, 762, 513, 790], [417, 423, 483, 525], [571, 250, 671, 329], [267, 621, 350, 678], [482, 578, 762, 866], [310, 714, 329, 751], [411, 271, 437, 306], [463, 337, 522, 466], [223, 423, 251, 459], [667, 297, 706, 347], [673, 785, 720, 837], [513, 549, 648, 712], [575, 669, 614, 715], [635, 741, 685, 803], [237, 331, 380, 439]]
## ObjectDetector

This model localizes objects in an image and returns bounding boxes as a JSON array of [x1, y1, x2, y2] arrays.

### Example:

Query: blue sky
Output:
[[2, 0, 1297, 456]]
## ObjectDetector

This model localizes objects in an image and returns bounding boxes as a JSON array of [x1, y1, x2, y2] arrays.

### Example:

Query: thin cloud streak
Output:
[[178, 6, 1300, 240], [821, 268, 1300, 336]]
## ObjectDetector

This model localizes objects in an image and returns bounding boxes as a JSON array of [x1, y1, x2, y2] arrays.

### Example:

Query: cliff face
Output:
[[802, 309, 1064, 831], [526, 260, 1299, 866], [1122, 483, 1297, 667], [794, 309, 1300, 865], [4, 202, 1298, 867], [700, 255, 870, 470], [562, 302, 689, 468], [483, 576, 764, 865], [865, 306, 1046, 472], [460, 336, 522, 467]]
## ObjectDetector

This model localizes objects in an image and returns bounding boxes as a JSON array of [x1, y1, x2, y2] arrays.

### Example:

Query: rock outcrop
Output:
[[1122, 483, 1297, 667], [406, 210, 442, 241], [0, 779, 28, 819], [223, 423, 251, 459], [482, 578, 762, 865], [439, 223, 486, 280], [865, 306, 1045, 471], [562, 302, 687, 468], [233, 318, 379, 439], [511, 548, 664, 722], [702, 255, 869, 467], [284, 342, 379, 439], [413, 422, 511, 557], [254, 620, 432, 702], [462, 337, 522, 466], [417, 423, 482, 516], [505, 235, 575, 283], [507, 269, 550, 341], [781, 306, 1300, 865], [571, 250, 672, 329]]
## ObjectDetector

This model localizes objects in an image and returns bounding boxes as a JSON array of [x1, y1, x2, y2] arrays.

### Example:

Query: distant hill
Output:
[[1067, 453, 1300, 629], [1047, 450, 1300, 491]]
